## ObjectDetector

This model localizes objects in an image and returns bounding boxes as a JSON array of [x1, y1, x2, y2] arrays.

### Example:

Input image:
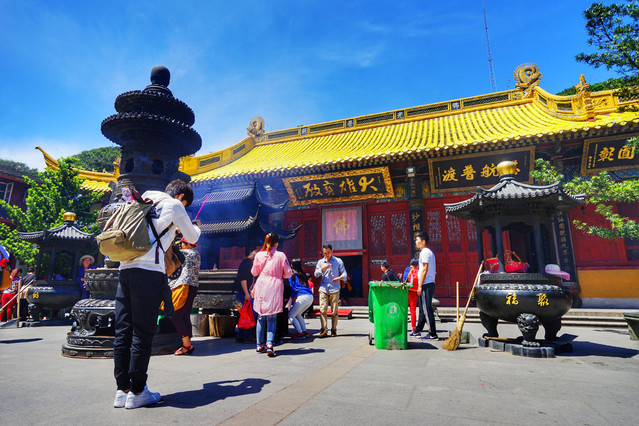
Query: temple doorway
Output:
[[340, 255, 364, 305]]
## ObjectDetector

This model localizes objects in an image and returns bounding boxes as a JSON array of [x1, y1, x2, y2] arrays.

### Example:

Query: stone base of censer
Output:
[[61, 328, 182, 358], [478, 333, 577, 358], [61, 268, 181, 358]]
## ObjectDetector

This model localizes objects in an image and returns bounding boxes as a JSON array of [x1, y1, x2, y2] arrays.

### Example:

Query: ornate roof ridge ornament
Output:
[[247, 116, 265, 142], [514, 63, 542, 98]]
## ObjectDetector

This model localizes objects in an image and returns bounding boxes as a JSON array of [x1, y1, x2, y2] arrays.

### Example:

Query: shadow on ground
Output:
[[563, 341, 639, 358], [0, 338, 43, 344], [407, 341, 440, 350], [273, 347, 325, 356], [160, 378, 270, 409]]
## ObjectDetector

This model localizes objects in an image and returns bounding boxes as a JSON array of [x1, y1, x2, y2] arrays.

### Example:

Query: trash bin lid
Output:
[[369, 281, 412, 289]]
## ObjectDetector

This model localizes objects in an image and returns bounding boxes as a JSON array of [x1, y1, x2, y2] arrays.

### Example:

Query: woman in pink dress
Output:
[[251, 232, 293, 357]]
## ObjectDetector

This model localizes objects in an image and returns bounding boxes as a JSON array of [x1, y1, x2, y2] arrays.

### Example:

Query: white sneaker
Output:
[[113, 390, 128, 408], [124, 385, 161, 409]]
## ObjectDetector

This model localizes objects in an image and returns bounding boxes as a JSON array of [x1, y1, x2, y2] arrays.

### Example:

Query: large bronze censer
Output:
[[445, 161, 583, 355], [62, 66, 202, 357]]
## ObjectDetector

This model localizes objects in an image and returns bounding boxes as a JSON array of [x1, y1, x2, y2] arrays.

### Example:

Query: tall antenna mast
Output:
[[483, 1, 497, 92]]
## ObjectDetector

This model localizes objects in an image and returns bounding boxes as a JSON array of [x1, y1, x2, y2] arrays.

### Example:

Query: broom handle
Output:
[[456, 263, 484, 331], [456, 281, 459, 323]]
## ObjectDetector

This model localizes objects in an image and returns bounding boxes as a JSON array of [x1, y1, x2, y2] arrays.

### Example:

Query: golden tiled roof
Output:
[[37, 67, 639, 189], [80, 179, 112, 193], [191, 86, 639, 182], [35, 146, 116, 193]]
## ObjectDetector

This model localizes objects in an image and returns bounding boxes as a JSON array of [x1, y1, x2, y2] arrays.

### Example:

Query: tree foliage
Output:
[[0, 224, 38, 267], [0, 158, 40, 180], [541, 2, 639, 242], [69, 146, 120, 173], [0, 158, 100, 265], [576, 0, 639, 109], [555, 76, 629, 96], [532, 158, 639, 240]]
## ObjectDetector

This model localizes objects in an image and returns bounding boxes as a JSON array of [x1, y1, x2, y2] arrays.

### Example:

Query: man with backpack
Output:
[[112, 180, 201, 409]]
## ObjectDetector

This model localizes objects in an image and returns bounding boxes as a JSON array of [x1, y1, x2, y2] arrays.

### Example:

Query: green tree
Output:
[[0, 158, 39, 180], [542, 1, 639, 242], [0, 158, 100, 265], [0, 224, 38, 267], [575, 0, 639, 110], [555, 76, 628, 96], [70, 146, 120, 173], [532, 158, 639, 240]]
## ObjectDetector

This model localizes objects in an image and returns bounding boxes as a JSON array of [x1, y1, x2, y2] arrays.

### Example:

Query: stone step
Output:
[[332, 306, 631, 327]]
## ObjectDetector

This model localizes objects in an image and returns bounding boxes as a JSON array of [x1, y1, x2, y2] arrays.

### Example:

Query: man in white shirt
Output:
[[412, 231, 438, 340], [113, 180, 201, 409]]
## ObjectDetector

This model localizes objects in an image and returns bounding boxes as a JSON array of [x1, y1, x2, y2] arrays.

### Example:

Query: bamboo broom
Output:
[[442, 263, 483, 351]]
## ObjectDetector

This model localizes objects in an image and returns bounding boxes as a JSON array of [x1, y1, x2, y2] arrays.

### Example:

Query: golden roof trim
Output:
[[180, 136, 256, 175], [190, 102, 639, 183], [35, 146, 118, 182]]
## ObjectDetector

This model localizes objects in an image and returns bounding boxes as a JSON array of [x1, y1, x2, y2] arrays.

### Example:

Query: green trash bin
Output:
[[368, 281, 411, 350]]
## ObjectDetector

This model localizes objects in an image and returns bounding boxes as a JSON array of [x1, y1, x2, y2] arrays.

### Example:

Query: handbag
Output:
[[165, 244, 184, 279], [486, 250, 529, 273], [504, 250, 529, 273], [237, 300, 257, 329]]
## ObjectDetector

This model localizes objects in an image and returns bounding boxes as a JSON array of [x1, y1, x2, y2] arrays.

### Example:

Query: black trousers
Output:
[[415, 282, 437, 335], [114, 268, 164, 393], [170, 285, 197, 338]]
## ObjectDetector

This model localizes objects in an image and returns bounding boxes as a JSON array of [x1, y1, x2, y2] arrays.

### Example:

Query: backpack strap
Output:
[[146, 214, 173, 264]]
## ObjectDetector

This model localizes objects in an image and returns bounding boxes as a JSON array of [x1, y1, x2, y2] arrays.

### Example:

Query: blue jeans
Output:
[[256, 314, 277, 346]]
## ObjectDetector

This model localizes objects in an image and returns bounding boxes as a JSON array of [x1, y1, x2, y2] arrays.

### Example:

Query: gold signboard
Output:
[[283, 167, 394, 206], [581, 135, 639, 175], [428, 147, 535, 193]]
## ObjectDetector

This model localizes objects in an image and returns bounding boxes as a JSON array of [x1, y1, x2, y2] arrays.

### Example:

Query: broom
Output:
[[442, 263, 483, 351]]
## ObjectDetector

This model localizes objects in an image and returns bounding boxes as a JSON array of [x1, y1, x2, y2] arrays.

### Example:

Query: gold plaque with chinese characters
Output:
[[283, 167, 394, 206], [428, 147, 535, 193], [581, 134, 639, 175]]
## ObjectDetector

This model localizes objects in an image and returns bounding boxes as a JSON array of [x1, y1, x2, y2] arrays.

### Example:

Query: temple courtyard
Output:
[[1, 315, 638, 425]]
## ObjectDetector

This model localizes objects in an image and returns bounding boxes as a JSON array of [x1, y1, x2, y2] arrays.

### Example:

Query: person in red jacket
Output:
[[404, 259, 420, 335], [1, 268, 22, 321]]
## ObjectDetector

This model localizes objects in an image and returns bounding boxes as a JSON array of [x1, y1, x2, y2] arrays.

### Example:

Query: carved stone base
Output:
[[478, 334, 577, 358], [62, 333, 115, 358], [61, 328, 183, 358], [480, 311, 564, 347], [70, 298, 116, 337]]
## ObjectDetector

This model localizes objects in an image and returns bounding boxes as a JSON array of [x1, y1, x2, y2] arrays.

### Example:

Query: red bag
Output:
[[486, 250, 529, 273], [504, 250, 529, 273], [237, 300, 256, 329]]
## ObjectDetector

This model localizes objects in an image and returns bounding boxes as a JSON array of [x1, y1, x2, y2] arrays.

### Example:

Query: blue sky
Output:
[[0, 0, 620, 171]]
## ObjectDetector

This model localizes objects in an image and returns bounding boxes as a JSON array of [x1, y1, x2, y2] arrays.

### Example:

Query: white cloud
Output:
[[0, 137, 95, 171]]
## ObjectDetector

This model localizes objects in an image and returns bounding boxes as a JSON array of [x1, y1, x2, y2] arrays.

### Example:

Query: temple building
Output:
[[39, 64, 639, 308]]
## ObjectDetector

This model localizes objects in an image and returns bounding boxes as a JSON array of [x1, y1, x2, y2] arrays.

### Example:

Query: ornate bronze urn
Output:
[[445, 161, 583, 348], [62, 66, 201, 357]]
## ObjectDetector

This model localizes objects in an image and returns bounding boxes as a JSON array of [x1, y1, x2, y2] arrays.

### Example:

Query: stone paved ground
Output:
[[1, 317, 638, 425]]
